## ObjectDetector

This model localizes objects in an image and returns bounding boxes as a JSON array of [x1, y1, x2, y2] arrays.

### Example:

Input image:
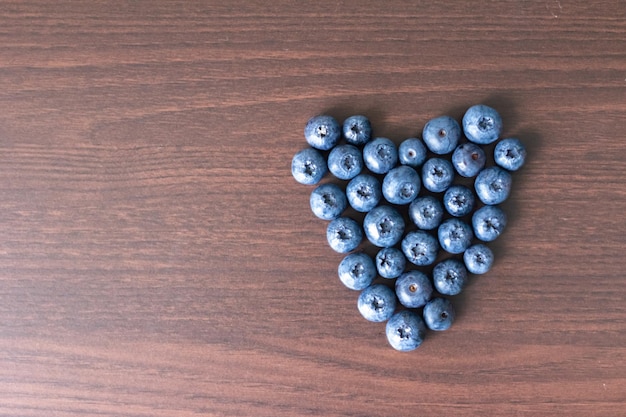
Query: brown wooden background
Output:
[[0, 1, 624, 416]]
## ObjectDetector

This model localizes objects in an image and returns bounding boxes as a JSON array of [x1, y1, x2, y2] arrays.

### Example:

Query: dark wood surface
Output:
[[1, 1, 625, 416]]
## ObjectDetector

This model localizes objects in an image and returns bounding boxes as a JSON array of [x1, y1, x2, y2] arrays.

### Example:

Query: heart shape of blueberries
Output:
[[291, 105, 526, 352]]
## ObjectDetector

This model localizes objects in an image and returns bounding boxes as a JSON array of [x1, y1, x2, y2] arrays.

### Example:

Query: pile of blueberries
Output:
[[291, 105, 526, 351]]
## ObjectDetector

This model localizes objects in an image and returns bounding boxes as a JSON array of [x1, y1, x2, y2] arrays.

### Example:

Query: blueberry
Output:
[[310, 183, 347, 220], [385, 310, 427, 352], [422, 115, 461, 155], [463, 243, 494, 274], [327, 144, 363, 180], [304, 115, 341, 150], [346, 174, 382, 213], [451, 142, 486, 178], [423, 298, 455, 331], [475, 166, 512, 205], [401, 230, 439, 266], [363, 137, 398, 174], [357, 284, 397, 322], [398, 137, 427, 167], [326, 217, 363, 253], [291, 147, 328, 185], [432, 258, 468, 296], [363, 205, 405, 248], [438, 218, 473, 255], [395, 270, 433, 308], [338, 252, 376, 290], [375, 247, 406, 279], [462, 104, 503, 145], [442, 185, 476, 217], [494, 137, 527, 171], [343, 115, 372, 146], [472, 205, 507, 242], [382, 165, 421, 205], [422, 158, 454, 193], [408, 196, 444, 231]]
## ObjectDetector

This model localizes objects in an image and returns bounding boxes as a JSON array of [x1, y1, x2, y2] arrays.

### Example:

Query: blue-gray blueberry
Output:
[[462, 104, 503, 145], [432, 258, 468, 296], [363, 205, 405, 248], [357, 284, 397, 322], [423, 298, 455, 331], [386, 310, 427, 352], [472, 205, 507, 242], [326, 217, 363, 253], [382, 165, 421, 205], [401, 230, 439, 266], [422, 115, 461, 155], [346, 174, 382, 213], [375, 247, 406, 279], [327, 144, 363, 180], [343, 115, 372, 146], [310, 183, 347, 220], [438, 218, 473, 254], [398, 137, 427, 167], [475, 166, 512, 205], [408, 196, 444, 230], [494, 137, 526, 171], [451, 142, 486, 178], [338, 252, 376, 290], [443, 185, 476, 217], [422, 158, 454, 193], [363, 137, 398, 174], [464, 243, 495, 274], [395, 270, 433, 308], [304, 115, 341, 150], [291, 147, 328, 185]]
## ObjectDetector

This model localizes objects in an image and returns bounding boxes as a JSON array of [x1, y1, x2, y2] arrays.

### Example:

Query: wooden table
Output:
[[1, 1, 624, 416]]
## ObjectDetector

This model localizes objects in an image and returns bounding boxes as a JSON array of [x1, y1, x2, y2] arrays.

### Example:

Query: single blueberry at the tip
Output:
[[343, 115, 372, 146], [472, 205, 507, 242], [423, 298, 455, 331], [385, 310, 427, 352], [346, 174, 382, 212], [291, 147, 328, 185], [398, 137, 427, 167], [363, 205, 405, 248], [326, 217, 363, 254], [462, 104, 503, 145], [357, 284, 397, 322], [310, 183, 347, 220], [463, 243, 494, 274], [375, 247, 407, 279], [304, 115, 341, 150], [327, 144, 363, 180], [494, 137, 527, 171], [395, 270, 432, 309], [338, 252, 376, 290], [382, 165, 421, 205], [363, 137, 398, 174], [452, 142, 486, 178], [422, 115, 461, 155], [475, 166, 512, 205]]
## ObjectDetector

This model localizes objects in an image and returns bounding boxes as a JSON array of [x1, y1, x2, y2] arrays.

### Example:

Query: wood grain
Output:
[[0, 1, 624, 416]]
